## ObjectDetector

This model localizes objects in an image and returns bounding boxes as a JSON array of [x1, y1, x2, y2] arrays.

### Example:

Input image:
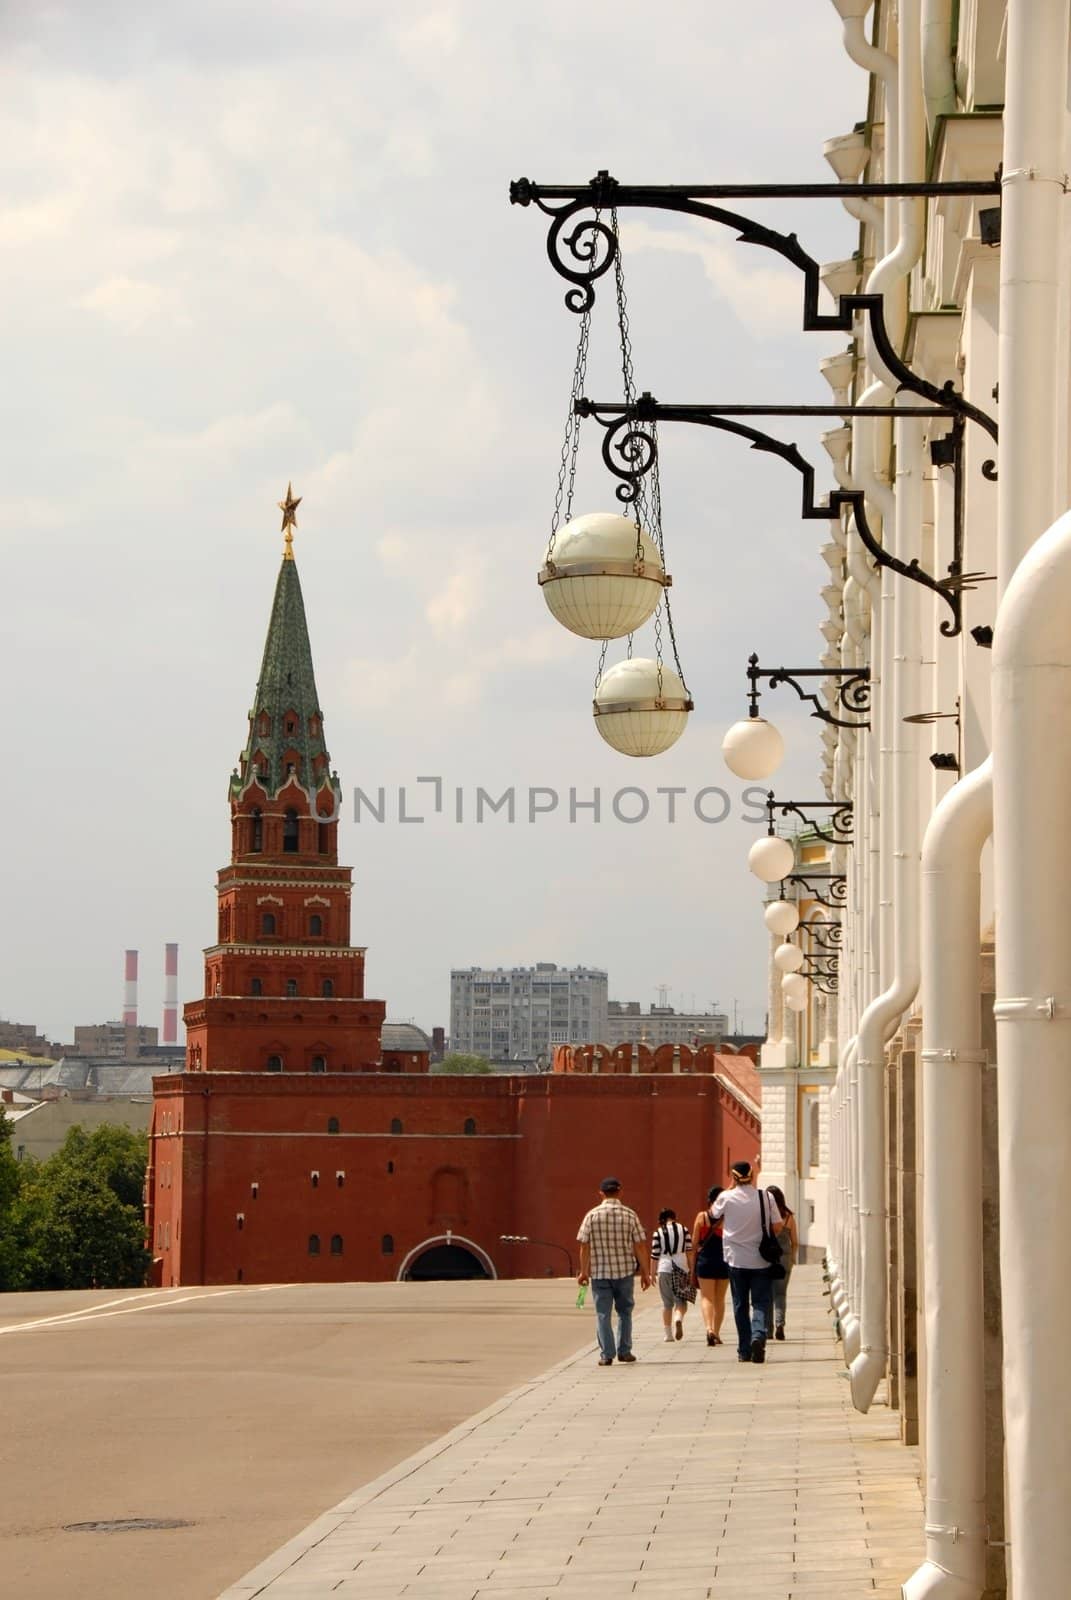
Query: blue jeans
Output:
[[728, 1266, 773, 1357], [592, 1276, 635, 1360]]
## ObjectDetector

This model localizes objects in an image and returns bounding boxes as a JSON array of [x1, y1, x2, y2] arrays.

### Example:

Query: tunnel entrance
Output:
[[398, 1236, 495, 1281]]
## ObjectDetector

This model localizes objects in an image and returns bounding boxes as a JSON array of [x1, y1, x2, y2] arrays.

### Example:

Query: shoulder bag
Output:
[[758, 1191, 786, 1279], [664, 1224, 697, 1303]]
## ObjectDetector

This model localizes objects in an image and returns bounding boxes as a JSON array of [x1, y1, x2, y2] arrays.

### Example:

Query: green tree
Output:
[[0, 1107, 24, 1291], [0, 1119, 150, 1292], [432, 1053, 495, 1075]]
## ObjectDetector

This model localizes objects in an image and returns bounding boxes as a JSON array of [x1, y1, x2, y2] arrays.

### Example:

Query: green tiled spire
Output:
[[229, 556, 339, 806]]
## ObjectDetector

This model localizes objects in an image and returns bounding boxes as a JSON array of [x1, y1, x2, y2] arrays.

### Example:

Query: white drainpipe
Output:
[[921, 0, 955, 137], [902, 757, 993, 1600], [991, 2, 1071, 1591]]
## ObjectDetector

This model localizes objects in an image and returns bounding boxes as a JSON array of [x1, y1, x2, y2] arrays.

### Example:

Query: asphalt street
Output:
[[0, 1278, 594, 1600]]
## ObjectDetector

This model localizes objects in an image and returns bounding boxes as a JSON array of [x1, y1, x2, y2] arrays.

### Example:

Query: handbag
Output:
[[758, 1191, 786, 1279]]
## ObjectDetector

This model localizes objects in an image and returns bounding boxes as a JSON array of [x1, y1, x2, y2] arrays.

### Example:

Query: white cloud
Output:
[[621, 218, 804, 337]]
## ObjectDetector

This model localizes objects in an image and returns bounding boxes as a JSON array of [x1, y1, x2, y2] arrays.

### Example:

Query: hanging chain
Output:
[[594, 638, 609, 694], [648, 425, 690, 699], [547, 213, 599, 564], [611, 207, 650, 564]]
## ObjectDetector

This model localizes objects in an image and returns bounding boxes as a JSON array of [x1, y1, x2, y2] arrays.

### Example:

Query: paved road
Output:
[[0, 1278, 595, 1600]]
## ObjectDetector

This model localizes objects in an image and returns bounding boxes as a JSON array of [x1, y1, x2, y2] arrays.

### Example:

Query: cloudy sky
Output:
[[2, 2, 864, 1046]]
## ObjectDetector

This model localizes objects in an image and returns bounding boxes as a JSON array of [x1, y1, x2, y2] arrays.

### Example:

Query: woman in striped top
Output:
[[651, 1208, 693, 1342]]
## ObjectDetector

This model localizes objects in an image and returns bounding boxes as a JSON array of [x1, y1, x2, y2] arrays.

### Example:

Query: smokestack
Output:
[[123, 950, 138, 1027], [163, 944, 178, 1044]]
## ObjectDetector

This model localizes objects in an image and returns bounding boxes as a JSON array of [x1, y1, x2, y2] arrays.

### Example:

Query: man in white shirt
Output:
[[711, 1159, 782, 1363]]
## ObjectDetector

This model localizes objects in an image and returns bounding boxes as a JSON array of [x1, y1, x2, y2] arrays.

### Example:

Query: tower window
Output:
[[309, 914, 323, 937], [308, 1234, 320, 1256], [286, 979, 298, 997], [386, 1161, 394, 1174], [283, 808, 299, 853], [318, 823, 329, 854], [311, 1055, 326, 1073], [266, 1054, 282, 1072], [322, 979, 334, 998], [390, 1117, 403, 1135], [251, 978, 263, 997], [330, 1234, 343, 1256], [251, 808, 263, 853], [464, 1118, 477, 1136], [310, 1171, 319, 1188], [381, 1233, 394, 1254], [261, 912, 276, 935], [327, 1117, 340, 1134], [336, 1171, 344, 1187]]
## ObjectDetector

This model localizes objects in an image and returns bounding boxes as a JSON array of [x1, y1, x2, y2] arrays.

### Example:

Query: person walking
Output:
[[576, 1177, 651, 1366], [650, 1208, 693, 1342], [766, 1183, 798, 1340], [711, 1159, 782, 1364], [690, 1185, 730, 1347]]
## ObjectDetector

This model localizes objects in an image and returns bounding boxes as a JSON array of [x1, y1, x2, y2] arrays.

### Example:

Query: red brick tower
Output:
[[182, 489, 385, 1076]]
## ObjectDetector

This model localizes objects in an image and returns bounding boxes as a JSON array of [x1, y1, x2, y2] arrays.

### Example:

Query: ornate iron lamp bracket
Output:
[[783, 873, 848, 909], [747, 651, 870, 730], [767, 791, 853, 845], [509, 170, 999, 451], [805, 920, 843, 951], [575, 395, 990, 638]]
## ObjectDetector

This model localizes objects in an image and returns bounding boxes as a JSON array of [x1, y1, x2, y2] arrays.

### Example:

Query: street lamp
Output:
[[593, 657, 692, 757], [499, 1234, 575, 1276], [540, 511, 669, 640], [764, 898, 800, 937]]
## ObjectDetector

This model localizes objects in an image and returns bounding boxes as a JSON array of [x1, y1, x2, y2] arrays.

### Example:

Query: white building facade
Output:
[[449, 964, 609, 1062], [605, 1001, 728, 1049]]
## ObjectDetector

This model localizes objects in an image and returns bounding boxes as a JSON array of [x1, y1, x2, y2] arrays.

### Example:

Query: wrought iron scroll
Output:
[[767, 791, 853, 845], [747, 652, 870, 730], [784, 873, 848, 909]]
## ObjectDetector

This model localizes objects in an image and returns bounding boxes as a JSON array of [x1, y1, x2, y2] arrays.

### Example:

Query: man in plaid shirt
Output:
[[577, 1177, 652, 1366]]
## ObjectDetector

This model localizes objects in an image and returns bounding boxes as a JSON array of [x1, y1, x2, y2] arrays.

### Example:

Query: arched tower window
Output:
[[283, 808, 299, 853], [390, 1117, 403, 1135], [286, 978, 298, 997], [311, 1055, 326, 1073], [318, 823, 330, 855], [251, 978, 263, 997], [261, 912, 276, 936], [381, 1233, 394, 1254], [251, 808, 263, 853], [327, 1117, 340, 1134], [309, 914, 323, 937], [266, 1054, 282, 1072], [464, 1118, 477, 1136], [308, 1234, 320, 1256], [322, 978, 334, 998], [330, 1234, 343, 1256]]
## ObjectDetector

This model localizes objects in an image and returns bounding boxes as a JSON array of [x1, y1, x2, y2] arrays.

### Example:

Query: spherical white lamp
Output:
[[764, 899, 800, 937], [722, 716, 784, 780], [773, 941, 805, 974], [593, 658, 692, 757], [781, 972, 808, 1001], [539, 512, 669, 640], [785, 987, 809, 1013], [748, 833, 795, 883]]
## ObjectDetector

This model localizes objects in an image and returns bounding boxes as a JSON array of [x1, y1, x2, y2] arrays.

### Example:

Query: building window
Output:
[[286, 979, 298, 997], [236, 1214, 244, 1231], [251, 978, 263, 997], [390, 1117, 403, 1135], [311, 1171, 319, 1188], [330, 1234, 343, 1256], [327, 1117, 340, 1134], [386, 1160, 394, 1174], [336, 1171, 344, 1187], [464, 1117, 477, 1136], [322, 979, 334, 998], [251, 807, 263, 852], [266, 1054, 282, 1072], [318, 823, 330, 854], [283, 808, 299, 853], [262, 912, 276, 936], [309, 914, 323, 937], [381, 1233, 394, 1254], [251, 1182, 259, 1199], [311, 1055, 326, 1073], [308, 1234, 320, 1256]]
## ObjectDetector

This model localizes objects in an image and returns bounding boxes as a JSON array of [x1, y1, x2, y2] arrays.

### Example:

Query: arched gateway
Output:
[[397, 1234, 496, 1282]]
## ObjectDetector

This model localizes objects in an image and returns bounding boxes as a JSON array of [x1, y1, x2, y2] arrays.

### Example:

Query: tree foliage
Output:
[[432, 1052, 495, 1075], [0, 1117, 150, 1292]]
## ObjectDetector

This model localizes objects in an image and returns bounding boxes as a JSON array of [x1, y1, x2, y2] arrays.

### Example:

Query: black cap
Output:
[[599, 1176, 622, 1193]]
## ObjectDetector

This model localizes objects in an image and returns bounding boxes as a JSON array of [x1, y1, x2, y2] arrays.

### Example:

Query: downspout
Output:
[[921, 0, 956, 137], [903, 756, 993, 1600], [849, 0, 926, 1416], [992, 3, 1071, 1591]]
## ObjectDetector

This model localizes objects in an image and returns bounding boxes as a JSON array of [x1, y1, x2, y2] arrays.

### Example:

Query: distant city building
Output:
[[71, 1021, 159, 1059], [0, 1019, 59, 1058], [450, 964, 609, 1062], [605, 1001, 727, 1050]]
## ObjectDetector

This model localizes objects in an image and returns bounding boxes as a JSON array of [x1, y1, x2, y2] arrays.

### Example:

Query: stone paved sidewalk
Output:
[[219, 1266, 922, 1599]]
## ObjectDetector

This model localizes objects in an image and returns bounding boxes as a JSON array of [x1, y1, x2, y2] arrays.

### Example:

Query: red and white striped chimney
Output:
[[123, 950, 139, 1027], [163, 943, 179, 1043]]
